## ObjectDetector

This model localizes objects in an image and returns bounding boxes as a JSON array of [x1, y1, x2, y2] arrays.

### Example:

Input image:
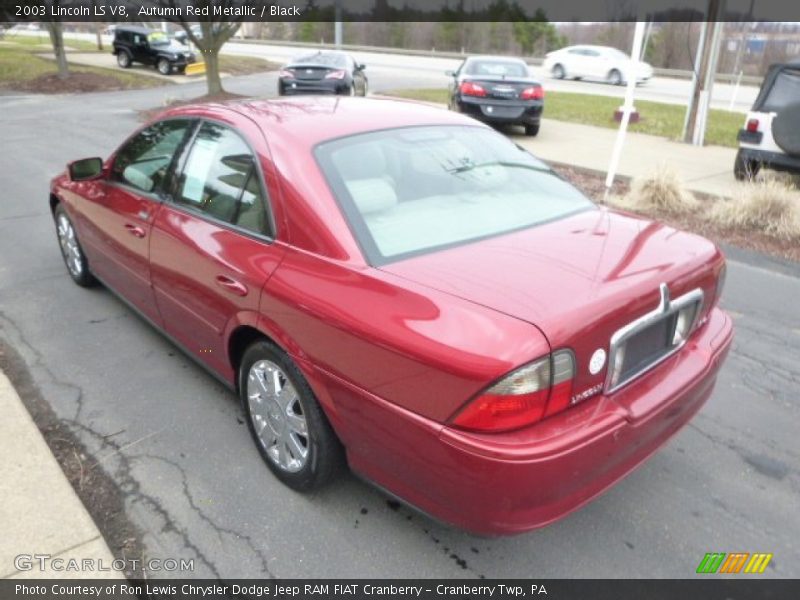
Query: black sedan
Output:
[[447, 56, 544, 136], [278, 51, 368, 97]]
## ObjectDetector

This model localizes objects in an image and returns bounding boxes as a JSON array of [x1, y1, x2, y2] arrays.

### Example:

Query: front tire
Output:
[[54, 205, 96, 288], [240, 340, 344, 492], [157, 58, 171, 76], [608, 69, 623, 86], [552, 64, 565, 79]]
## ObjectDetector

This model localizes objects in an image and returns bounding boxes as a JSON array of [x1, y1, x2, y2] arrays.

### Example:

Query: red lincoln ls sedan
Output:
[[50, 97, 733, 535]]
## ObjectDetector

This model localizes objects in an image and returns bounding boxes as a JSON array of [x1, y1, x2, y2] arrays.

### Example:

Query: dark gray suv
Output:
[[112, 26, 196, 76]]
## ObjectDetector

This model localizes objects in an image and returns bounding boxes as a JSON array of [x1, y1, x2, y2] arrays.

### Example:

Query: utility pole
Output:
[[334, 0, 343, 47], [683, 0, 726, 144]]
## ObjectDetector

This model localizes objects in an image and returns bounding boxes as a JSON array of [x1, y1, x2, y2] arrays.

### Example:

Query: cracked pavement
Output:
[[0, 74, 798, 578]]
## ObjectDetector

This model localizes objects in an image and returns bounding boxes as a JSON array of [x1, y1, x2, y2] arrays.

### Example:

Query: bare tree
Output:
[[149, 0, 244, 96], [44, 21, 70, 79]]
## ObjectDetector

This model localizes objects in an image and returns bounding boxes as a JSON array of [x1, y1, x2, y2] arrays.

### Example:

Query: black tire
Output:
[[239, 340, 344, 492], [608, 69, 623, 86], [116, 51, 131, 69], [733, 150, 760, 181], [552, 64, 565, 79], [157, 58, 171, 76], [525, 123, 540, 137], [360, 79, 368, 97], [54, 204, 97, 288]]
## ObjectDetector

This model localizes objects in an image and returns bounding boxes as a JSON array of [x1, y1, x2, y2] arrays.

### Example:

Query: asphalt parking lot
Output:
[[0, 73, 798, 578]]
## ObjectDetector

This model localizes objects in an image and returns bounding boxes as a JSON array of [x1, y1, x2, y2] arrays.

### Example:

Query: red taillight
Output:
[[520, 86, 544, 100], [450, 351, 575, 433], [279, 69, 294, 79], [325, 69, 346, 79], [746, 118, 759, 132], [459, 81, 487, 97]]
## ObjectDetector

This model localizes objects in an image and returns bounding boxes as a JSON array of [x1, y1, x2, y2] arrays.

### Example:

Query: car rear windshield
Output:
[[466, 60, 528, 77], [762, 68, 800, 112], [294, 52, 348, 68], [315, 126, 595, 265]]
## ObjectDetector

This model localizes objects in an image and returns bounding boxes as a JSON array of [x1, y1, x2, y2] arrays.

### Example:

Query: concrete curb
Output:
[[0, 370, 121, 580]]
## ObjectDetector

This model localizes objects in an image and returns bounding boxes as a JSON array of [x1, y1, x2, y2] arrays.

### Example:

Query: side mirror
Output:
[[68, 157, 103, 181], [358, 64, 366, 71], [445, 70, 455, 77]]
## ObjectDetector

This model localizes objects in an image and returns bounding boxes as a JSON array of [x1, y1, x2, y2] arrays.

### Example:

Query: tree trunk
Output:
[[46, 22, 69, 80], [95, 24, 103, 51], [205, 49, 223, 96]]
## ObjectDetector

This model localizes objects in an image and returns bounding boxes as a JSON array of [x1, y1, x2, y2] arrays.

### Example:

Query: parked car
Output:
[[173, 24, 202, 45], [735, 59, 800, 180], [543, 45, 653, 85], [49, 97, 732, 535], [277, 51, 367, 96], [447, 56, 544, 136], [112, 26, 196, 75]]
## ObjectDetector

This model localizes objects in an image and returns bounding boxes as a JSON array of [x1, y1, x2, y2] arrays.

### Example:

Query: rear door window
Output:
[[174, 122, 270, 236]]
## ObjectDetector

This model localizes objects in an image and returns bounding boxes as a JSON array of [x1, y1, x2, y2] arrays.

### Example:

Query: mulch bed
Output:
[[2, 72, 136, 94]]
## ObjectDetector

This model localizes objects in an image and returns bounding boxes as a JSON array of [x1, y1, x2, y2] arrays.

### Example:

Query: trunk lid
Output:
[[380, 208, 722, 413], [287, 64, 339, 81]]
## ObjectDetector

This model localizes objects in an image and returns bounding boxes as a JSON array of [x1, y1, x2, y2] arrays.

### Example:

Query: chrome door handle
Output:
[[215, 275, 248, 297], [124, 223, 146, 238]]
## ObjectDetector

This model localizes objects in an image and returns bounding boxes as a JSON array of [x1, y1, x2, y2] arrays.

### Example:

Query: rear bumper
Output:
[[738, 146, 800, 173], [280, 78, 348, 95], [456, 96, 542, 126], [340, 307, 733, 535]]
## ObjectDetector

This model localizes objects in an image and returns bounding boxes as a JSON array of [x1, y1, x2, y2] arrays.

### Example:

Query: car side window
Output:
[[174, 122, 270, 236], [111, 119, 192, 194]]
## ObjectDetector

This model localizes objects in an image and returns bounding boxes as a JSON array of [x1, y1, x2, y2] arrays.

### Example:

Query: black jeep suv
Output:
[[113, 26, 196, 75]]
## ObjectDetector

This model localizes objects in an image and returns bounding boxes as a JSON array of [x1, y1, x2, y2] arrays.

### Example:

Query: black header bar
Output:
[[3, 0, 800, 23]]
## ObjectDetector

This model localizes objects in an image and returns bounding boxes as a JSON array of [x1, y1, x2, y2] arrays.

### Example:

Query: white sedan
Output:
[[543, 45, 653, 85]]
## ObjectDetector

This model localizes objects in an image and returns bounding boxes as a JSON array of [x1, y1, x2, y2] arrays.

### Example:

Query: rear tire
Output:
[[734, 150, 760, 181], [116, 51, 131, 69], [239, 340, 344, 492], [525, 123, 540, 137], [552, 64, 565, 79]]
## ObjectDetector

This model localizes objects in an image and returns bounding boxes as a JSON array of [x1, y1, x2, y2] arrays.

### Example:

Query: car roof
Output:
[[163, 96, 485, 150], [466, 55, 526, 63]]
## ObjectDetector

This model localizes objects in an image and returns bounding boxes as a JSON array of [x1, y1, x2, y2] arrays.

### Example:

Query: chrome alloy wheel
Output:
[[57, 213, 83, 277], [247, 360, 309, 472]]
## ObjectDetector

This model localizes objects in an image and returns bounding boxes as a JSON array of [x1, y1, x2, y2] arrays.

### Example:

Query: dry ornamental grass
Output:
[[711, 178, 800, 241]]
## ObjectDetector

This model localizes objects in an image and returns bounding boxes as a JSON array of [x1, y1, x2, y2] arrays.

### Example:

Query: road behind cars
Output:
[[0, 76, 797, 578]]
